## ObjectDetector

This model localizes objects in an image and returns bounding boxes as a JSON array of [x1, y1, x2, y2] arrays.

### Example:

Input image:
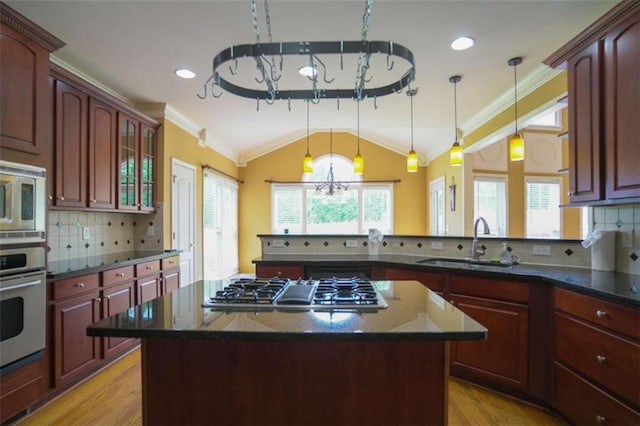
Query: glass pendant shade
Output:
[[353, 153, 364, 174], [303, 152, 314, 172], [407, 150, 418, 172], [509, 133, 525, 161], [450, 141, 463, 166]]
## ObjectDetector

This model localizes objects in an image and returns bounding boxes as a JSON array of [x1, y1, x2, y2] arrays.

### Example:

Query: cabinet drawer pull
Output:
[[596, 355, 607, 363], [168, 260, 175, 264], [146, 266, 153, 270], [116, 273, 125, 277], [75, 283, 85, 288], [596, 310, 607, 318], [94, 297, 101, 302], [57, 196, 65, 201], [595, 415, 606, 424]]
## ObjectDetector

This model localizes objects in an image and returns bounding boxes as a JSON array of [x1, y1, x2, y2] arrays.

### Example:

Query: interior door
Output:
[[171, 159, 196, 286]]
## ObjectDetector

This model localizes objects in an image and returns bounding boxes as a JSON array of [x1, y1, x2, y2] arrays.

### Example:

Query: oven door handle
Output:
[[0, 280, 42, 292]]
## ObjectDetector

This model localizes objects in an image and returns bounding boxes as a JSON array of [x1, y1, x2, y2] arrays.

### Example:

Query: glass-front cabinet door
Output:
[[140, 125, 156, 211], [118, 113, 138, 210]]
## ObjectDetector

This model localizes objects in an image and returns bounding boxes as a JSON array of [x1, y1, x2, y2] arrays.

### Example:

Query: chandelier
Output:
[[198, 0, 416, 107], [315, 129, 348, 196]]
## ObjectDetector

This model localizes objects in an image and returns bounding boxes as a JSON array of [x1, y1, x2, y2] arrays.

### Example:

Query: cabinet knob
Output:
[[75, 282, 85, 288], [595, 415, 606, 424], [105, 295, 111, 300], [57, 196, 65, 201], [596, 355, 607, 363], [449, 300, 456, 305], [94, 297, 102, 302], [92, 199, 97, 203], [116, 273, 125, 277], [146, 266, 153, 270], [168, 260, 175, 264], [596, 310, 607, 318], [48, 195, 53, 200], [137, 203, 141, 207]]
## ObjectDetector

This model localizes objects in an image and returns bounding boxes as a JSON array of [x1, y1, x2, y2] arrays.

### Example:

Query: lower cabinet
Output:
[[554, 288, 640, 424], [447, 274, 530, 395], [161, 255, 181, 293], [382, 267, 443, 293], [255, 264, 304, 279], [49, 257, 176, 389]]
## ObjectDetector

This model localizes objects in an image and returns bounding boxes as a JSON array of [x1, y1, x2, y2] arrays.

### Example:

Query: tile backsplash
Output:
[[47, 210, 163, 262], [260, 203, 640, 275]]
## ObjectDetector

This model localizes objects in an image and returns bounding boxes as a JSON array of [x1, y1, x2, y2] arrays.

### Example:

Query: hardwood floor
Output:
[[16, 349, 567, 426]]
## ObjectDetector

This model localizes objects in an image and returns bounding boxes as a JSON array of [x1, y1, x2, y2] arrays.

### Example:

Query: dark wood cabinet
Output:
[[137, 275, 161, 304], [53, 79, 87, 207], [545, 3, 640, 204], [383, 267, 443, 292], [51, 274, 101, 387], [566, 40, 604, 203], [49, 64, 157, 213], [605, 9, 640, 199], [449, 291, 529, 394], [101, 281, 136, 358], [0, 4, 63, 167], [255, 264, 304, 279], [554, 287, 640, 422], [161, 256, 181, 293], [88, 98, 117, 209], [118, 114, 157, 212]]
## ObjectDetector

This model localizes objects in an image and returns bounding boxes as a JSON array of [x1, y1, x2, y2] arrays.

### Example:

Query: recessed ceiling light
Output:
[[451, 36, 475, 51], [298, 65, 318, 78], [175, 68, 196, 79]]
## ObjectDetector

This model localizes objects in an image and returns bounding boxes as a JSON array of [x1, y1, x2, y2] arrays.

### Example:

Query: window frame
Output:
[[472, 173, 508, 237], [429, 176, 446, 236], [524, 176, 562, 239]]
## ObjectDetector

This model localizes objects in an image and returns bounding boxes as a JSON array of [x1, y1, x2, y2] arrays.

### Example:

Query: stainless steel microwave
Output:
[[0, 161, 46, 244]]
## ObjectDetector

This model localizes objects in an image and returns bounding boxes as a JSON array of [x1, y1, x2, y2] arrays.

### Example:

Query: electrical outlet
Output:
[[430, 241, 444, 250], [147, 224, 155, 236], [345, 240, 358, 248], [82, 226, 90, 241], [532, 245, 551, 255], [272, 239, 285, 248], [619, 230, 633, 248]]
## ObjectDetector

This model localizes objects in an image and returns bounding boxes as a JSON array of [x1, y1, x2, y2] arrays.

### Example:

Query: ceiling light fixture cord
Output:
[[409, 87, 415, 150], [453, 79, 458, 141], [513, 60, 518, 132], [357, 100, 361, 154], [306, 99, 310, 151]]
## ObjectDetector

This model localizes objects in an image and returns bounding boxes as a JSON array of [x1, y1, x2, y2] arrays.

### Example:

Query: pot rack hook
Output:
[[229, 46, 238, 75], [386, 41, 395, 70]]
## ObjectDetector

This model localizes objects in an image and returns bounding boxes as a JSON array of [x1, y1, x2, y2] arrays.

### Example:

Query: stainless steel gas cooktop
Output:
[[202, 277, 388, 311]]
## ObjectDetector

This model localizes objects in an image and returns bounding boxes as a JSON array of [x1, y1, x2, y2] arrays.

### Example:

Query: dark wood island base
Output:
[[141, 337, 448, 426]]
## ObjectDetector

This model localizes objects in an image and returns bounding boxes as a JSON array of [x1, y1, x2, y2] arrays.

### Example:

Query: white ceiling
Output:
[[8, 0, 616, 165]]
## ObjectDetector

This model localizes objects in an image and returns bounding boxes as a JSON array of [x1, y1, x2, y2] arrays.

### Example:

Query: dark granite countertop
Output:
[[87, 280, 488, 342], [253, 254, 640, 307], [47, 250, 180, 280]]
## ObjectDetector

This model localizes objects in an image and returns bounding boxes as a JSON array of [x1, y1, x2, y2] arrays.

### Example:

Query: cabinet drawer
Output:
[[384, 267, 443, 291], [449, 275, 529, 303], [102, 265, 134, 287], [556, 312, 640, 406], [51, 273, 99, 300], [555, 287, 639, 341], [555, 362, 639, 426], [136, 260, 160, 277], [161, 255, 180, 270]]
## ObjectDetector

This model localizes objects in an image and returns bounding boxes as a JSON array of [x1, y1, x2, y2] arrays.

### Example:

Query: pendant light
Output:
[[508, 57, 525, 161], [302, 100, 314, 172], [406, 87, 419, 173], [449, 75, 463, 166], [353, 100, 364, 174]]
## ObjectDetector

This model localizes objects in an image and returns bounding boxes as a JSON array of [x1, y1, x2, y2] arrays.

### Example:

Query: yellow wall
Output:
[[158, 119, 239, 280], [238, 131, 427, 273], [425, 152, 464, 235], [427, 72, 576, 237]]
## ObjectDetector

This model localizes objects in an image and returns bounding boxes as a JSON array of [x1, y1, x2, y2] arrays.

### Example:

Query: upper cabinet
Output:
[[50, 64, 158, 213], [117, 114, 157, 212], [545, 3, 640, 204], [0, 3, 64, 167]]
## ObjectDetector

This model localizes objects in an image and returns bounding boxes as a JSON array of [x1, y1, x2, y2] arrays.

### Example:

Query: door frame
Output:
[[171, 158, 196, 285]]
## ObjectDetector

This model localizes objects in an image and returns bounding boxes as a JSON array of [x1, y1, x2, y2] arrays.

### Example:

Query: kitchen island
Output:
[[88, 279, 487, 426]]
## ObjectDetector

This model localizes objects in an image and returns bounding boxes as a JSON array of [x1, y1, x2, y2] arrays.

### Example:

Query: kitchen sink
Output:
[[416, 258, 513, 268]]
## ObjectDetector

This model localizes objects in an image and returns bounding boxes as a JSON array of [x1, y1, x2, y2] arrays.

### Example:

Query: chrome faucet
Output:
[[468, 217, 491, 262]]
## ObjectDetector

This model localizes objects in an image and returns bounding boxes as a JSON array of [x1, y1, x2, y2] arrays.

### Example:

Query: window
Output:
[[271, 155, 393, 234], [203, 172, 238, 279], [525, 178, 561, 238], [473, 175, 507, 237], [529, 110, 560, 127], [581, 207, 592, 239], [429, 177, 445, 235]]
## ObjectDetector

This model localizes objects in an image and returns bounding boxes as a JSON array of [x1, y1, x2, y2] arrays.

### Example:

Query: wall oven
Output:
[[0, 246, 46, 374], [0, 160, 46, 244]]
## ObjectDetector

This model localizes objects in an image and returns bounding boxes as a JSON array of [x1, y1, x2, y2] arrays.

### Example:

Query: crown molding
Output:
[[50, 55, 135, 106], [461, 64, 563, 137], [1, 2, 65, 52]]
